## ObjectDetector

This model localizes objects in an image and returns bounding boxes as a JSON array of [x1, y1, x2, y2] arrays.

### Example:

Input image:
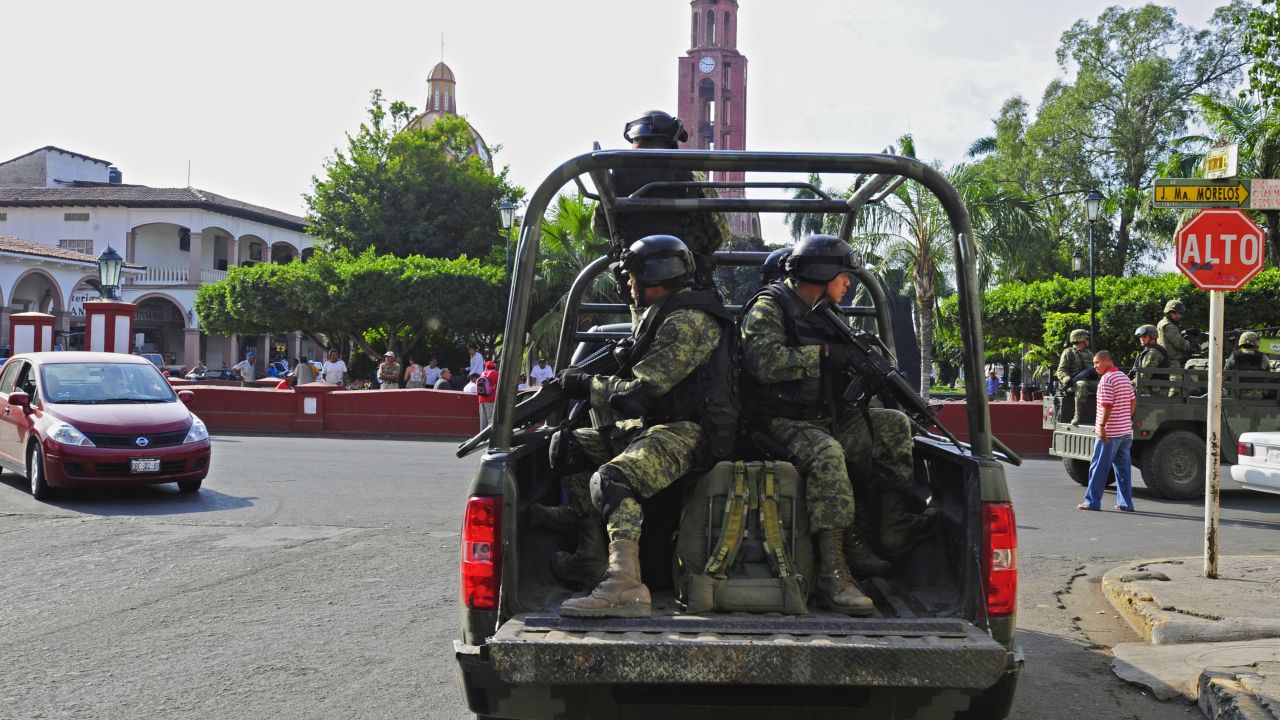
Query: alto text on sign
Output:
[[1174, 209, 1267, 291]]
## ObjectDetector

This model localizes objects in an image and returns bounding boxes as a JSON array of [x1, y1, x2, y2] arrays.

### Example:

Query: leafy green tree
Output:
[[783, 173, 837, 242], [1237, 0, 1280, 109], [305, 90, 523, 259], [195, 250, 504, 363]]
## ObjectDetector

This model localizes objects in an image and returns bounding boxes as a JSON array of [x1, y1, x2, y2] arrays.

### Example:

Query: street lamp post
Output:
[[498, 201, 516, 282], [96, 246, 124, 300], [1085, 190, 1104, 345]]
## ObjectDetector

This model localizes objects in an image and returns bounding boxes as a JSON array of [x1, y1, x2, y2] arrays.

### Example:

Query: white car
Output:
[[1229, 432, 1280, 496]]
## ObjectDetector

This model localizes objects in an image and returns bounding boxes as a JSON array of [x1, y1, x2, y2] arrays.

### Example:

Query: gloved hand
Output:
[[612, 337, 636, 366], [820, 343, 853, 374], [609, 385, 655, 418], [558, 368, 592, 399]]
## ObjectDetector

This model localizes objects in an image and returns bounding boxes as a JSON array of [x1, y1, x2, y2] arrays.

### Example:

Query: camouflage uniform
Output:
[[1055, 346, 1093, 387], [561, 296, 722, 543], [740, 287, 913, 532], [1157, 317, 1191, 364], [1226, 345, 1269, 400], [593, 170, 729, 291]]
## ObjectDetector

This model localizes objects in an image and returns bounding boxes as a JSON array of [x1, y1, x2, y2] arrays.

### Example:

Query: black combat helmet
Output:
[[623, 110, 689, 147], [785, 234, 858, 283], [619, 234, 695, 288], [760, 247, 792, 285]]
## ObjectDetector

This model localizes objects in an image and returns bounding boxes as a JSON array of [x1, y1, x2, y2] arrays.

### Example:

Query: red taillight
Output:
[[982, 502, 1018, 618], [461, 495, 502, 611], [1238, 442, 1255, 457]]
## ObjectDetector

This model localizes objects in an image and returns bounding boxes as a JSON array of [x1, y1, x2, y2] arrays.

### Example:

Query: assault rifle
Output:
[[455, 340, 621, 458], [814, 304, 1022, 466]]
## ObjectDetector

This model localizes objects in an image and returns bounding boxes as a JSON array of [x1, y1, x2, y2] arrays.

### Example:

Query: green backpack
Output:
[[674, 460, 813, 614]]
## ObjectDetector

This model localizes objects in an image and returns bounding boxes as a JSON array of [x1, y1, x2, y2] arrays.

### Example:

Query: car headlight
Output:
[[50, 421, 95, 447], [183, 417, 209, 444]]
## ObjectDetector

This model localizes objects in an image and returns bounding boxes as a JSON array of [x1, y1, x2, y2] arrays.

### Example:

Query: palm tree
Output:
[[783, 173, 836, 241], [526, 193, 618, 364], [848, 135, 1044, 396]]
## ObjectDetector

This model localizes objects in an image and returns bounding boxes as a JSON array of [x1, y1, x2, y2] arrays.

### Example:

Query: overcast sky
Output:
[[1, 0, 1227, 246]]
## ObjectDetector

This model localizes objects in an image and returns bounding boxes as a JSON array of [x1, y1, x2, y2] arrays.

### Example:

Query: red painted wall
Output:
[[184, 385, 480, 438], [934, 401, 1051, 456]]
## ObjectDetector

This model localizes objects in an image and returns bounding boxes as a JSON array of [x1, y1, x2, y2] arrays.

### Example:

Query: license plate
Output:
[[1267, 448, 1280, 465], [131, 458, 161, 473]]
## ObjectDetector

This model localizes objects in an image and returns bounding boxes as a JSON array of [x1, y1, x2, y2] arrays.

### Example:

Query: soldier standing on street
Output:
[[1157, 299, 1192, 364], [740, 235, 936, 616], [1055, 329, 1094, 424], [593, 110, 730, 296], [531, 235, 737, 619]]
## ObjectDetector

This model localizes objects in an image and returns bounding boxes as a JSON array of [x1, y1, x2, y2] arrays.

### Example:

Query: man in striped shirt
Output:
[[1078, 350, 1137, 512]]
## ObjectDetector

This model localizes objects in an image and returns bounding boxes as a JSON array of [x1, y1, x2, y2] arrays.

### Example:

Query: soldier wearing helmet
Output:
[[759, 247, 792, 287], [1226, 331, 1270, 399], [538, 235, 738, 618], [1157, 299, 1191, 363], [738, 234, 936, 616], [593, 110, 729, 297], [1055, 329, 1095, 424], [1131, 325, 1171, 394]]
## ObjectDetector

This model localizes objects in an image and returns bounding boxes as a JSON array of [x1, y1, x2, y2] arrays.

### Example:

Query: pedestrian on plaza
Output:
[[184, 359, 208, 382], [1077, 350, 1137, 513], [424, 356, 445, 386], [478, 360, 499, 430], [985, 370, 1000, 401], [433, 367, 453, 390], [468, 345, 485, 378], [403, 355, 426, 388], [378, 351, 401, 390], [321, 349, 348, 387], [293, 355, 317, 385], [529, 357, 555, 387], [232, 351, 257, 388], [463, 373, 480, 394], [517, 374, 528, 391]]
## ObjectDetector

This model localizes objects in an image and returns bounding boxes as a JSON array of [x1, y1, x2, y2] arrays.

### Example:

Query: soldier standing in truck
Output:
[[1055, 329, 1094, 424], [1157, 299, 1191, 364]]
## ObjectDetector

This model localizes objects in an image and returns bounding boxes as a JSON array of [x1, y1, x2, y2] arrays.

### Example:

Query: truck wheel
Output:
[[1062, 458, 1114, 487], [1141, 430, 1205, 500]]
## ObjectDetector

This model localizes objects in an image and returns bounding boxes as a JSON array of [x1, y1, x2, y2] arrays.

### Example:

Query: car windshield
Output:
[[40, 362, 177, 404]]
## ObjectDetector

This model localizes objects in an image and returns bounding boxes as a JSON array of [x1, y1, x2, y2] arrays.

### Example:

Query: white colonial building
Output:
[[0, 146, 321, 371]]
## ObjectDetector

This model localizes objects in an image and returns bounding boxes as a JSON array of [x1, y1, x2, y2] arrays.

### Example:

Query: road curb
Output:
[[1199, 671, 1278, 720]]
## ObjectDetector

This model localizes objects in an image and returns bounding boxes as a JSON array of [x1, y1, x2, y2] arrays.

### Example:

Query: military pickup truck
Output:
[[455, 149, 1022, 719], [1043, 351, 1280, 499]]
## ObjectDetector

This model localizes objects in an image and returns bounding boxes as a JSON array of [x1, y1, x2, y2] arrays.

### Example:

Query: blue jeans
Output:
[[1084, 434, 1134, 509]]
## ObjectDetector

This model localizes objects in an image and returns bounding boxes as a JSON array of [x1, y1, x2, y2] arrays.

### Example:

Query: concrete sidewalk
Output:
[[1103, 557, 1280, 719]]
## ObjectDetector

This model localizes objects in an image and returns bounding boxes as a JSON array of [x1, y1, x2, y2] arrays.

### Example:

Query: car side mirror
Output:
[[8, 390, 32, 414], [178, 390, 194, 406]]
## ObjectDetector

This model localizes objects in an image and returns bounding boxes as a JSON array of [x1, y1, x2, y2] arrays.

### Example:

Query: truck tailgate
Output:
[[489, 613, 1007, 689]]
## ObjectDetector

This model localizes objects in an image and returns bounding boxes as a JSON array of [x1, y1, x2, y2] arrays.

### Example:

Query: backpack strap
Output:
[[758, 461, 794, 578], [704, 462, 750, 578]]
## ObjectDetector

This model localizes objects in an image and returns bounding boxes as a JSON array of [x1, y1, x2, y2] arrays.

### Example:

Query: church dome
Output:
[[428, 62, 456, 83]]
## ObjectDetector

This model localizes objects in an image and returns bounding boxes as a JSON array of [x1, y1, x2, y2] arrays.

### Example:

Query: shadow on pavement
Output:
[[0, 474, 254, 515]]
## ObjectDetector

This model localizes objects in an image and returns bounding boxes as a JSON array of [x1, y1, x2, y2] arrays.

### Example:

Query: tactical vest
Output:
[[1133, 344, 1170, 372], [607, 168, 719, 288], [1230, 349, 1267, 371], [741, 283, 839, 422], [623, 289, 739, 464]]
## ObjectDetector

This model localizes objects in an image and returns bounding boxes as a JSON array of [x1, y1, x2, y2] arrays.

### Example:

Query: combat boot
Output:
[[815, 529, 875, 616], [550, 517, 607, 590], [879, 491, 939, 557], [844, 531, 892, 577], [526, 503, 582, 536], [560, 539, 651, 618]]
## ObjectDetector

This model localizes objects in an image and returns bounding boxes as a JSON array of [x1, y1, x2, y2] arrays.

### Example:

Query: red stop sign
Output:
[[1175, 209, 1266, 291]]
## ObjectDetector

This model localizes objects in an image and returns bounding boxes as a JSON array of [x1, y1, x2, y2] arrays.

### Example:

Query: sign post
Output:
[[1174, 208, 1267, 579]]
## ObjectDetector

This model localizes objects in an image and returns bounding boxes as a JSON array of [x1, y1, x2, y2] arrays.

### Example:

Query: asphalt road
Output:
[[1, 435, 1277, 719]]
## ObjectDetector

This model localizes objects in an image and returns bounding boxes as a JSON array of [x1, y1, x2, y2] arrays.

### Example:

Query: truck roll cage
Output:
[[493, 149, 992, 459]]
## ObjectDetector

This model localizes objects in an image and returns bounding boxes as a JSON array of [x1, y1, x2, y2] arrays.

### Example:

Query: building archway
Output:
[[10, 269, 65, 315], [270, 241, 298, 263], [133, 293, 188, 366]]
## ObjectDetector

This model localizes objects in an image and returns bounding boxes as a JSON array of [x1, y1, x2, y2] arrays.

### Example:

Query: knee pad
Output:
[[549, 430, 592, 474], [589, 464, 634, 519]]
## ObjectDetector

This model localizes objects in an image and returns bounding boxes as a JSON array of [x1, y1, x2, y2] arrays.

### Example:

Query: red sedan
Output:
[[0, 352, 211, 500]]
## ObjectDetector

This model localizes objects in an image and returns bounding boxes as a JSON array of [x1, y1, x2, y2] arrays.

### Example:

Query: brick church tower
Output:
[[677, 0, 761, 238]]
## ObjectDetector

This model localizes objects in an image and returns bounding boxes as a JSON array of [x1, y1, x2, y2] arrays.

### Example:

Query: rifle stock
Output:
[[455, 341, 620, 458]]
